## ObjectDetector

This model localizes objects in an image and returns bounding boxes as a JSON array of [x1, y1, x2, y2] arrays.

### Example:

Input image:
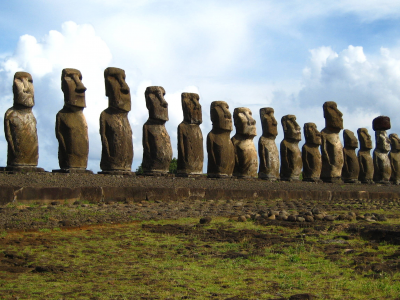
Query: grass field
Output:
[[1, 216, 400, 299]]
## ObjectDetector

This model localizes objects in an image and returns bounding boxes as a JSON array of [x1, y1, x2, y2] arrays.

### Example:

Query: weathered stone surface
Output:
[[4, 72, 42, 171], [231, 107, 258, 178], [142, 86, 172, 175], [55, 68, 90, 172], [373, 116, 391, 131], [207, 101, 235, 178], [389, 133, 400, 185], [342, 129, 360, 183], [321, 101, 344, 183], [258, 107, 279, 181], [302, 122, 322, 182], [373, 123, 391, 184], [374, 134, 392, 184], [357, 128, 374, 184], [177, 93, 203, 176], [99, 67, 133, 173], [372, 116, 392, 184], [280, 115, 302, 181]]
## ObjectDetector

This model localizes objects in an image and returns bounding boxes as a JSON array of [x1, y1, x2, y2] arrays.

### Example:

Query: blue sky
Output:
[[1, 0, 400, 172]]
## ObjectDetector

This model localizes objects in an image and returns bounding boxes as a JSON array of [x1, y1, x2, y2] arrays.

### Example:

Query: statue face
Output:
[[304, 122, 321, 145], [104, 67, 131, 112], [343, 129, 358, 149], [376, 130, 391, 153], [357, 128, 372, 150], [210, 101, 232, 131], [282, 115, 301, 141], [390, 134, 400, 151], [260, 107, 278, 137], [61, 68, 86, 108], [145, 86, 168, 121], [233, 107, 256, 137], [323, 101, 343, 131], [182, 93, 202, 124], [13, 72, 34, 107]]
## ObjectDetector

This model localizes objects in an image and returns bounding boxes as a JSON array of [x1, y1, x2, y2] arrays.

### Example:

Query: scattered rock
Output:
[[199, 217, 212, 224]]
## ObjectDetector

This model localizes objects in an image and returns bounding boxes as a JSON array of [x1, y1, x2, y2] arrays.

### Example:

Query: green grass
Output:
[[0, 217, 400, 299]]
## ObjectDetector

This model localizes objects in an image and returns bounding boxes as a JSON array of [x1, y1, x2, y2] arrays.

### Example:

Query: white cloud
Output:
[[0, 21, 113, 171]]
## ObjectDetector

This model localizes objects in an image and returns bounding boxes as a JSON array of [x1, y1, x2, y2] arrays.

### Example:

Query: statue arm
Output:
[[207, 134, 217, 168], [142, 125, 150, 160], [321, 135, 331, 166], [258, 140, 268, 171], [99, 113, 110, 158], [281, 141, 289, 171], [302, 146, 310, 171], [342, 149, 348, 172], [55, 114, 66, 154], [4, 113, 15, 156], [178, 125, 186, 162], [358, 155, 365, 174]]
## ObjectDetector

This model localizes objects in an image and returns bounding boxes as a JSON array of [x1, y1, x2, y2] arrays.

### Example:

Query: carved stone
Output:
[[320, 101, 344, 183], [177, 92, 203, 177], [302, 123, 322, 182], [99, 67, 133, 175], [142, 86, 172, 175], [357, 128, 374, 184], [342, 129, 360, 183], [258, 108, 279, 181], [372, 116, 391, 184], [280, 115, 302, 181], [54, 68, 91, 174], [4, 72, 44, 172], [207, 101, 235, 178], [389, 133, 400, 185], [231, 107, 258, 178]]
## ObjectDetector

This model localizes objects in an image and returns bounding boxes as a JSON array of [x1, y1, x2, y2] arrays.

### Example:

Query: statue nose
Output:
[[75, 82, 87, 93]]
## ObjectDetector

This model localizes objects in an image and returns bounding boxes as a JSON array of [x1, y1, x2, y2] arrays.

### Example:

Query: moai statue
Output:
[[99, 67, 133, 175], [357, 128, 374, 184], [342, 129, 360, 183], [4, 72, 44, 172], [280, 115, 302, 181], [258, 108, 279, 181], [54, 68, 92, 173], [231, 107, 258, 178], [302, 123, 322, 182], [142, 86, 173, 175], [207, 101, 235, 178], [320, 101, 344, 183], [389, 133, 400, 185], [373, 116, 391, 184], [177, 92, 203, 177]]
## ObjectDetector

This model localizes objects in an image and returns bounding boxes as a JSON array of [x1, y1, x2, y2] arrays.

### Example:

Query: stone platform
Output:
[[0, 173, 399, 205]]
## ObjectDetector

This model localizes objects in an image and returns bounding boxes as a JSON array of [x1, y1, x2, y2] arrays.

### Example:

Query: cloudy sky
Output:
[[1, 0, 400, 172]]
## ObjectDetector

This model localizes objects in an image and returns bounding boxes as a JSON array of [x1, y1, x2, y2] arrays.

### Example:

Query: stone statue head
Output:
[[376, 130, 391, 153], [210, 101, 232, 131], [323, 101, 343, 132], [343, 129, 358, 149], [281, 115, 301, 141], [104, 67, 131, 112], [357, 128, 372, 150], [13, 72, 34, 108], [260, 107, 278, 138], [145, 86, 168, 122], [233, 107, 256, 137], [304, 122, 321, 145], [389, 133, 400, 152], [182, 92, 201, 124], [61, 68, 86, 108]]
